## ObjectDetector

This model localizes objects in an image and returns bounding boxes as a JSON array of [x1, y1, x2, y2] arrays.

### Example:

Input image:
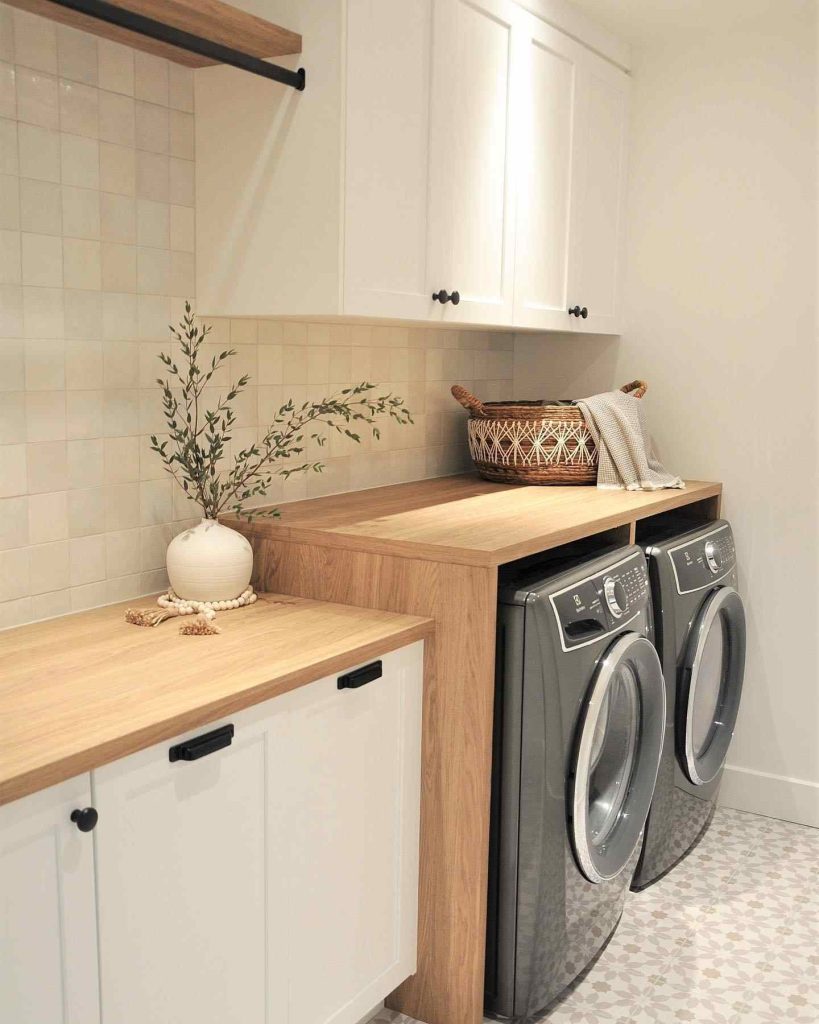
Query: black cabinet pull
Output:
[[568, 305, 589, 318], [70, 807, 98, 832], [432, 289, 460, 306], [169, 724, 234, 763], [338, 661, 382, 690]]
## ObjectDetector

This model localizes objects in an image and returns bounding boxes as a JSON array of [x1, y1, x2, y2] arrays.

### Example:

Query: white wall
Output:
[[515, 2, 819, 824]]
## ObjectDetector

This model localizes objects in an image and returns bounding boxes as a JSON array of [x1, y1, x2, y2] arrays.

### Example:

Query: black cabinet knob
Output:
[[568, 305, 589, 319], [432, 289, 460, 306], [70, 807, 98, 832]]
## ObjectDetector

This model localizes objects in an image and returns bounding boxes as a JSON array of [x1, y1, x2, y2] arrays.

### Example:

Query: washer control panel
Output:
[[550, 553, 649, 649], [669, 524, 735, 594]]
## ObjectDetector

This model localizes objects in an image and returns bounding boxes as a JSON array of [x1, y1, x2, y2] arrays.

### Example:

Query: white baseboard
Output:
[[719, 764, 819, 828]]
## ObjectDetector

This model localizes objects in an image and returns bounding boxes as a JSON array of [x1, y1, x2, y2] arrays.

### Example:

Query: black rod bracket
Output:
[[49, 0, 306, 91]]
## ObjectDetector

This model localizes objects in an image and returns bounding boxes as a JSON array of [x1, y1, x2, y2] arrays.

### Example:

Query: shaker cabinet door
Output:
[[567, 53, 630, 335], [0, 776, 100, 1024], [512, 15, 587, 331], [94, 716, 277, 1024], [426, 0, 521, 326], [272, 641, 423, 1024], [343, 0, 434, 320]]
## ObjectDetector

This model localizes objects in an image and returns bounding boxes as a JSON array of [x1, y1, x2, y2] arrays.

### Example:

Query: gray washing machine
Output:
[[485, 544, 666, 1021], [632, 520, 746, 890]]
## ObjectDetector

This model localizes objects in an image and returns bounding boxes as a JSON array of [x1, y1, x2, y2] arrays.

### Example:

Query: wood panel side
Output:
[[252, 539, 498, 1024]]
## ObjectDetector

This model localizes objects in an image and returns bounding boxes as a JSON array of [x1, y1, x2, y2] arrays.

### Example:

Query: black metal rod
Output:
[[49, 0, 306, 90]]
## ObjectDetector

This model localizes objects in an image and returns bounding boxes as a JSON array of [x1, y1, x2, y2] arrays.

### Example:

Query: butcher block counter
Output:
[[0, 593, 433, 808], [227, 473, 722, 1024], [228, 474, 722, 565]]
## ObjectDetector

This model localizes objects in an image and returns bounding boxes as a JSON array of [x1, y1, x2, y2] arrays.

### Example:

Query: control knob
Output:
[[603, 577, 627, 619], [704, 540, 722, 574]]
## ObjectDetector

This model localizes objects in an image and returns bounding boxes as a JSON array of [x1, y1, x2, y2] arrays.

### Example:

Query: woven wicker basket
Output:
[[451, 381, 647, 485]]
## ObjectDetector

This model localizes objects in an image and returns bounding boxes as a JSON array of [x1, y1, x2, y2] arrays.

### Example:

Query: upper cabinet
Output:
[[426, 0, 520, 327], [513, 11, 629, 333], [195, 0, 630, 334]]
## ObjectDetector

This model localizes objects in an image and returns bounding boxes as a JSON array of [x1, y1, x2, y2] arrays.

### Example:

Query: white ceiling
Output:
[[568, 0, 793, 47]]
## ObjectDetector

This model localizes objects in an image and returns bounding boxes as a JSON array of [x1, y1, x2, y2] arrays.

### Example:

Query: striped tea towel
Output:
[[576, 389, 684, 491]]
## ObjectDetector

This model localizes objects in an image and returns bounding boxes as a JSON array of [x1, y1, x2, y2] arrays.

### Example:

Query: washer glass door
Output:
[[571, 633, 666, 884], [680, 586, 746, 785]]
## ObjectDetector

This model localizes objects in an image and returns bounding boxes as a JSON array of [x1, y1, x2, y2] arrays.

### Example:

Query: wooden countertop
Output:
[[0, 594, 433, 808], [226, 474, 722, 567]]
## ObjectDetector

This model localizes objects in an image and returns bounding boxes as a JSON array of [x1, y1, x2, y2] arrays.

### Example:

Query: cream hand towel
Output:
[[576, 389, 684, 491]]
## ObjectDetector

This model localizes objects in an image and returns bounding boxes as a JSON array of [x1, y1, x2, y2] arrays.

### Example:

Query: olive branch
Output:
[[150, 303, 413, 520]]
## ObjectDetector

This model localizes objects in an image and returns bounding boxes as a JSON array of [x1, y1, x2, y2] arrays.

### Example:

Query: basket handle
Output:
[[451, 385, 488, 417], [620, 380, 648, 399]]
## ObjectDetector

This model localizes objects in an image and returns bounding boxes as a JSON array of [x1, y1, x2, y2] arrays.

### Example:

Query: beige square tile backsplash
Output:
[[0, 4, 514, 630]]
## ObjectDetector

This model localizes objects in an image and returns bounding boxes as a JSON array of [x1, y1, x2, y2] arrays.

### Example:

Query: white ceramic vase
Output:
[[166, 519, 253, 601]]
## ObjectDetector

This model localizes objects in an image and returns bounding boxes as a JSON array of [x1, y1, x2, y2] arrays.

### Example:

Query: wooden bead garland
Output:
[[157, 585, 258, 623]]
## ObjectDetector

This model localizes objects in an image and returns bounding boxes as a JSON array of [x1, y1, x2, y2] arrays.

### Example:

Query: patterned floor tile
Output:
[[373, 810, 819, 1024]]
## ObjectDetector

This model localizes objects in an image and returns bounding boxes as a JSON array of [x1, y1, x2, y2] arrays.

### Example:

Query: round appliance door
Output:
[[570, 633, 666, 884], [679, 586, 746, 786]]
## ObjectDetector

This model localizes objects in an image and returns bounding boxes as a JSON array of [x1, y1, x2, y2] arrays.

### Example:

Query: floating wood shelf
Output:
[[6, 0, 302, 69]]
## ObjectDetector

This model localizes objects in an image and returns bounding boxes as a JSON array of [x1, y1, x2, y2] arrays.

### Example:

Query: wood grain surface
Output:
[[0, 594, 432, 808], [5, 0, 302, 67], [227, 474, 722, 566]]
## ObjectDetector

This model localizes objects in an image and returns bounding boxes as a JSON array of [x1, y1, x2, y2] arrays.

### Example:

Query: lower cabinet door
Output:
[[0, 775, 100, 1024], [273, 641, 423, 1024], [94, 714, 277, 1024]]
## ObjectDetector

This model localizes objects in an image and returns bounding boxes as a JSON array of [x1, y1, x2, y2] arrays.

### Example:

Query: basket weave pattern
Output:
[[451, 381, 647, 486], [468, 417, 596, 471]]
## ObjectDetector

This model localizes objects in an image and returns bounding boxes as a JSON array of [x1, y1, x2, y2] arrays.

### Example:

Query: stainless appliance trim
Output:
[[571, 633, 666, 883]]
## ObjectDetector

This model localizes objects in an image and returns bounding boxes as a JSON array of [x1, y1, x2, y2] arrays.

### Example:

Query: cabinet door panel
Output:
[[344, 0, 433, 319], [94, 721, 275, 1024], [427, 0, 519, 325], [279, 643, 422, 1024], [0, 776, 100, 1024], [513, 18, 585, 330], [569, 59, 629, 334]]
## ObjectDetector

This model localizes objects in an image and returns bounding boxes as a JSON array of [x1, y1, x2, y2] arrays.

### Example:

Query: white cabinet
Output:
[[94, 717, 273, 1024], [513, 12, 629, 333], [0, 775, 100, 1024], [342, 0, 434, 321], [94, 641, 423, 1024], [196, 0, 629, 333], [426, 0, 520, 326], [566, 54, 630, 335], [512, 14, 581, 331], [279, 645, 422, 1024], [196, 0, 434, 321]]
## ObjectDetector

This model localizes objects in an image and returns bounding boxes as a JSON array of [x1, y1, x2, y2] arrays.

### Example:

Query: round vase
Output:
[[166, 518, 253, 601]]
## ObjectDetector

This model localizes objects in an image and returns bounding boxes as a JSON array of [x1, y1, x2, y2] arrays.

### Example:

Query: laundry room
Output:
[[0, 1, 816, 1023]]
